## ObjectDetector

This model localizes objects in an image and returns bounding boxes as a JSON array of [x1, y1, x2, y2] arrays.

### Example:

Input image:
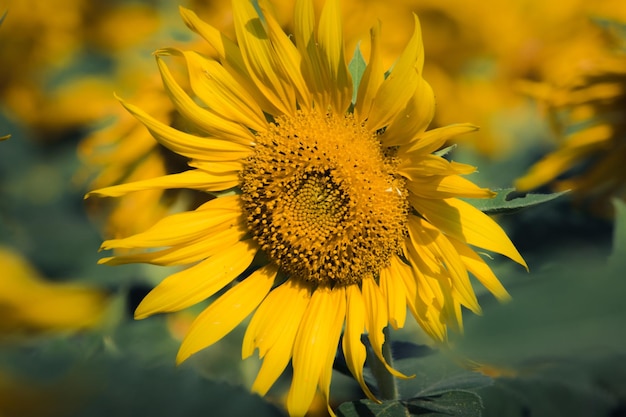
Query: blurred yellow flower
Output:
[[0, 247, 110, 334], [0, 0, 161, 139], [89, 1, 525, 415], [516, 19, 626, 215]]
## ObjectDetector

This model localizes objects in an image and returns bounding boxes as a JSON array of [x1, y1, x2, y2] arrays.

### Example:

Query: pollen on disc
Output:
[[241, 110, 408, 286]]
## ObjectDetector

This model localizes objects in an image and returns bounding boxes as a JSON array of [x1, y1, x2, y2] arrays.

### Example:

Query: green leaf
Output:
[[464, 188, 569, 214], [392, 351, 493, 399], [348, 44, 366, 104], [337, 391, 483, 417], [338, 400, 410, 417], [609, 198, 626, 268], [407, 391, 483, 417]]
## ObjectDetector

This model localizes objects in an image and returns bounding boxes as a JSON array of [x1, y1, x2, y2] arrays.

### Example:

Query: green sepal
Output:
[[348, 43, 367, 105]]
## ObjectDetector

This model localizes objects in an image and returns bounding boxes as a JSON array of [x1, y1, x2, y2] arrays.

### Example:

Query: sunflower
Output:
[[88, 0, 526, 414], [515, 20, 626, 215]]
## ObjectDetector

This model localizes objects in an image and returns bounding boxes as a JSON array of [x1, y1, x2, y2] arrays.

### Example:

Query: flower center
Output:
[[240, 110, 408, 286]]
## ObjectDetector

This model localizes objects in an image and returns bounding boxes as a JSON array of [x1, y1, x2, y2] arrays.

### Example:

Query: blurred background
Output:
[[1, 0, 626, 416]]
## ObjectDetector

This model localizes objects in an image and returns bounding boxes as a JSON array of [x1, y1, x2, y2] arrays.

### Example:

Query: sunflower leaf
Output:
[[406, 391, 484, 417], [464, 188, 569, 214], [348, 44, 366, 104], [337, 400, 409, 417], [337, 391, 483, 417]]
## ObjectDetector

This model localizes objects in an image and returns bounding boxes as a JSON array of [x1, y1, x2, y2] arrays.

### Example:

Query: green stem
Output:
[[367, 326, 398, 400]]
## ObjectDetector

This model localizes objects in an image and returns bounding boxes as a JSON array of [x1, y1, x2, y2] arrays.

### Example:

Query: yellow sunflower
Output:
[[88, 0, 526, 414], [515, 20, 626, 215]]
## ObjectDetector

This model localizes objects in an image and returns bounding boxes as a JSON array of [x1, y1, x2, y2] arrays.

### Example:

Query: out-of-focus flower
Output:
[[88, 1, 526, 415], [0, 246, 110, 334], [515, 19, 626, 215], [0, 0, 161, 139]]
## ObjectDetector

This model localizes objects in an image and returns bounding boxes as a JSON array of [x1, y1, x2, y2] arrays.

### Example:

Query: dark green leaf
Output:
[[338, 400, 410, 417], [337, 391, 483, 417], [407, 391, 483, 417], [392, 352, 492, 399], [348, 44, 366, 104], [464, 188, 569, 214]]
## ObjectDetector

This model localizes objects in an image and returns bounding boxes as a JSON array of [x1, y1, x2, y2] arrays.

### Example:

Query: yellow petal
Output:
[[366, 14, 423, 131], [0, 248, 110, 333], [515, 136, 605, 191], [399, 248, 447, 343], [295, 0, 329, 109], [100, 195, 242, 249], [380, 78, 434, 147], [161, 48, 267, 132], [100, 221, 247, 267], [178, 6, 241, 66], [232, 0, 294, 115], [287, 285, 345, 416], [176, 263, 278, 364], [135, 240, 258, 319], [408, 216, 481, 314], [247, 280, 311, 396], [342, 285, 378, 402], [407, 175, 494, 200], [118, 97, 252, 162], [178, 7, 278, 114], [362, 275, 411, 379], [448, 237, 511, 301], [399, 124, 479, 158], [259, 0, 312, 109], [398, 155, 477, 180], [317, 0, 352, 113], [379, 263, 407, 330], [355, 22, 383, 121], [156, 53, 257, 145], [318, 286, 347, 417], [410, 196, 527, 269], [87, 169, 239, 198]]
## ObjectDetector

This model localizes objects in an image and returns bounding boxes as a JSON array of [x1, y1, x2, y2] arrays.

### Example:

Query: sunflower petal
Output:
[[232, 0, 294, 114], [318, 286, 347, 416], [317, 0, 352, 113], [448, 237, 511, 301], [355, 21, 384, 121], [398, 155, 477, 180], [362, 275, 411, 379], [118, 96, 252, 162], [135, 240, 258, 319], [295, 0, 329, 109], [99, 195, 242, 249], [406, 175, 495, 200], [247, 280, 312, 396], [400, 124, 479, 157], [156, 52, 259, 144], [380, 78, 435, 147], [366, 14, 424, 131], [342, 285, 378, 402], [99, 222, 247, 267], [87, 169, 239, 198], [259, 0, 312, 109], [379, 263, 407, 330], [410, 197, 527, 269], [176, 263, 278, 364], [287, 285, 345, 416], [409, 217, 481, 314]]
